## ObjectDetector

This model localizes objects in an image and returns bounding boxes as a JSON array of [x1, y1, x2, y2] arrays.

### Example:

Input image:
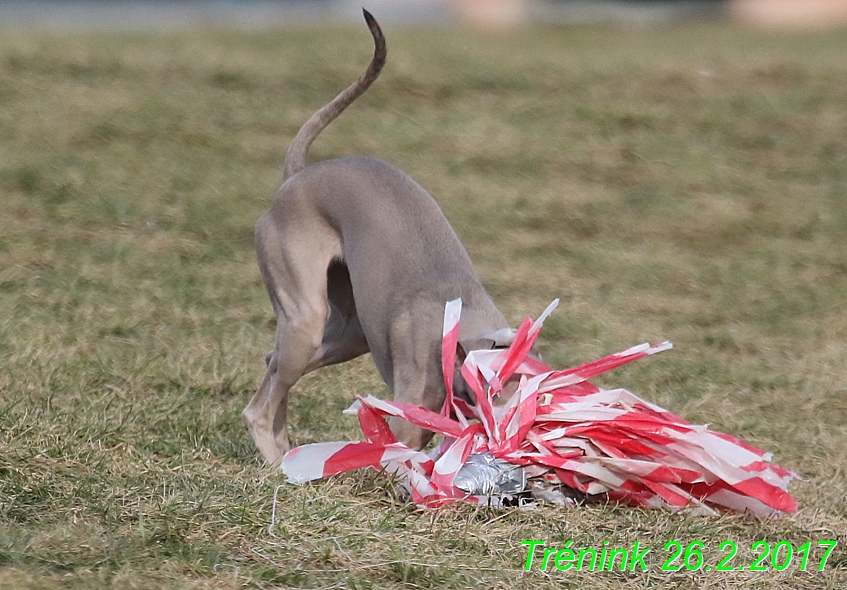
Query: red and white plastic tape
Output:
[[282, 299, 797, 516]]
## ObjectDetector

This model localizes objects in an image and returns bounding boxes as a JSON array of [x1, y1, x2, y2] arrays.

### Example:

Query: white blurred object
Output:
[[452, 0, 528, 28], [530, 482, 577, 506], [730, 0, 847, 29]]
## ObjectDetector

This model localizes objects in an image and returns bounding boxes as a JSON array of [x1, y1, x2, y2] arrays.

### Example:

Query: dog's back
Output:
[[263, 155, 507, 385]]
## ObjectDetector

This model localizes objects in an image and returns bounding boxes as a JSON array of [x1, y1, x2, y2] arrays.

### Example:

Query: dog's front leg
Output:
[[389, 360, 443, 450]]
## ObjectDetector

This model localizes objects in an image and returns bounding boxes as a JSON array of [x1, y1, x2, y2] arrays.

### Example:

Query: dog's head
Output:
[[452, 328, 542, 408]]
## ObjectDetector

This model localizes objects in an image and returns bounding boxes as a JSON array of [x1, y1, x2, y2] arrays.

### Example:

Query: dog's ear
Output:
[[456, 328, 518, 361], [481, 327, 518, 349], [457, 327, 544, 365]]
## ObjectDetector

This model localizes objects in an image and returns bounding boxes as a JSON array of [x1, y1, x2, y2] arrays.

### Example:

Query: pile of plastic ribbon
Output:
[[282, 299, 797, 516]]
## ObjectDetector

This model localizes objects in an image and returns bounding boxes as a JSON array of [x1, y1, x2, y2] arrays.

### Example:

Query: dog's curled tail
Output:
[[282, 9, 386, 181]]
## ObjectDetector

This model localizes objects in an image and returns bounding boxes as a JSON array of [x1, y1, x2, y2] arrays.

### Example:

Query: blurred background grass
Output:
[[1, 15, 846, 589]]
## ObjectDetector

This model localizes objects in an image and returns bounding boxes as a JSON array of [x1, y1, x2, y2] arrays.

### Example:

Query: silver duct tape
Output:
[[453, 452, 527, 495]]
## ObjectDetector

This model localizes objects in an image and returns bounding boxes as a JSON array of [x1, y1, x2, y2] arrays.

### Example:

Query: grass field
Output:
[[2, 17, 847, 589]]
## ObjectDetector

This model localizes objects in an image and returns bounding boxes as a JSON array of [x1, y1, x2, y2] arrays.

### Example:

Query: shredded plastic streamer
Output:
[[282, 299, 798, 516]]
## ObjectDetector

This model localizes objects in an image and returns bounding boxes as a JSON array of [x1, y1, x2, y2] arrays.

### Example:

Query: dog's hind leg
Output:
[[244, 216, 338, 465], [244, 304, 329, 464]]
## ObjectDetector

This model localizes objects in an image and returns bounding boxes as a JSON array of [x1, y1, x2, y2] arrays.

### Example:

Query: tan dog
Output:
[[243, 10, 516, 465]]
